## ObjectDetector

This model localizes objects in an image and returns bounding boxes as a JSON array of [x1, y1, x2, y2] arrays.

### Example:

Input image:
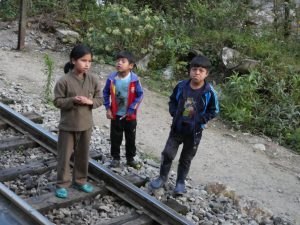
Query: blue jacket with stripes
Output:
[[169, 79, 219, 134]]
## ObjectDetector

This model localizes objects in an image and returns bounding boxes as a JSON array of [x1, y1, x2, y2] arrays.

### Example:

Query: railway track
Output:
[[0, 102, 194, 225]]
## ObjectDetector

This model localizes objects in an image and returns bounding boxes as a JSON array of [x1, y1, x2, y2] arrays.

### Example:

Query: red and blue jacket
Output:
[[103, 71, 143, 120]]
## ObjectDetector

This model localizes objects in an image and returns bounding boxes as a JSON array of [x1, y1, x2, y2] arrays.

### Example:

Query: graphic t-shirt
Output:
[[115, 73, 131, 116], [178, 86, 202, 135]]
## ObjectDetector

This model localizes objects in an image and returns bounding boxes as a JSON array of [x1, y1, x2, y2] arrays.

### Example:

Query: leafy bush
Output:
[[83, 4, 164, 60], [0, 0, 19, 20], [219, 71, 264, 129], [43, 53, 54, 104], [1, 0, 300, 152], [220, 67, 300, 152], [186, 0, 248, 32]]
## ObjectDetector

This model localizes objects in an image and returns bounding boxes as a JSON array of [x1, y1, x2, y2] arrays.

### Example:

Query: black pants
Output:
[[160, 130, 202, 183], [110, 117, 137, 161]]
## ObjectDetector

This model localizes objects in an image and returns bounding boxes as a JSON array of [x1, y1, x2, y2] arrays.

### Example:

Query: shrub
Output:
[[42, 53, 54, 104], [0, 0, 19, 20], [220, 67, 300, 152], [83, 4, 165, 61]]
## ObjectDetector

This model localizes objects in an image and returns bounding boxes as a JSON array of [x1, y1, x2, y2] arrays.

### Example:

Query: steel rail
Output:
[[0, 102, 195, 225], [0, 182, 53, 225]]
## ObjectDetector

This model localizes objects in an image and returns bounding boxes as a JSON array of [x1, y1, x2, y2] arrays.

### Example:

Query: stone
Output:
[[253, 143, 266, 151], [56, 29, 80, 44]]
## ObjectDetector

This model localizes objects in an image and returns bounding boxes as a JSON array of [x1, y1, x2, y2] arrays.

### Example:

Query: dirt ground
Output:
[[0, 37, 300, 223]]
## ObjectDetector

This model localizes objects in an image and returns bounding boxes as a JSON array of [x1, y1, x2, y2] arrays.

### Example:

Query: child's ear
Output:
[[129, 63, 135, 69], [205, 68, 209, 75]]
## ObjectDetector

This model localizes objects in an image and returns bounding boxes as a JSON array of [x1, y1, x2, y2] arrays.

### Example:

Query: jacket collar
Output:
[[184, 79, 211, 93], [109, 71, 138, 82], [68, 70, 87, 80]]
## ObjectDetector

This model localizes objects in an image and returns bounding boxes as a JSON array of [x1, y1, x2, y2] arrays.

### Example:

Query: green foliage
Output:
[[79, 3, 193, 77], [43, 53, 54, 104], [219, 71, 264, 129], [83, 4, 164, 60], [139, 151, 160, 164], [186, 0, 248, 31], [17, 145, 25, 154], [105, 0, 189, 14], [0, 0, 19, 20], [139, 69, 176, 96], [286, 128, 300, 152], [0, 0, 96, 21], [1, 0, 299, 152], [220, 67, 300, 152]]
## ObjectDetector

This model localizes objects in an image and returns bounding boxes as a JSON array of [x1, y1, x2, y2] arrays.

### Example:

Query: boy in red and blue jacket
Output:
[[103, 51, 143, 169]]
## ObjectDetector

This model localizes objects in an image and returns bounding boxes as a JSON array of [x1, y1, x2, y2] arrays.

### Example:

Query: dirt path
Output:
[[0, 31, 300, 223]]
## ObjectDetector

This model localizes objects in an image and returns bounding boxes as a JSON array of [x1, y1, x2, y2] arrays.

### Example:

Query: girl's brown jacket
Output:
[[54, 71, 103, 131]]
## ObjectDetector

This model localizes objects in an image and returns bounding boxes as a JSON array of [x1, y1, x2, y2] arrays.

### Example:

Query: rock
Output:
[[273, 216, 284, 225], [56, 29, 80, 44], [145, 159, 160, 168], [163, 198, 189, 215], [163, 66, 173, 80], [221, 47, 260, 73], [136, 53, 151, 71], [253, 143, 266, 151], [99, 205, 111, 212], [188, 197, 196, 202], [60, 208, 71, 217], [223, 133, 237, 138]]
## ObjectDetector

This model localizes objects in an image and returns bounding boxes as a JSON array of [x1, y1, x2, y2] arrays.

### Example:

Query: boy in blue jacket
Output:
[[149, 55, 219, 195]]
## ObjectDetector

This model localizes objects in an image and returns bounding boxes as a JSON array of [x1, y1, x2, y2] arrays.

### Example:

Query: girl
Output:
[[54, 44, 103, 198]]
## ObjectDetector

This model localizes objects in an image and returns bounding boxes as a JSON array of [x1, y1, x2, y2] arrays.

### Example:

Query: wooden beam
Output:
[[97, 213, 140, 225], [0, 136, 38, 152], [99, 213, 152, 225], [26, 185, 108, 213], [122, 214, 153, 225], [0, 159, 57, 182], [0, 152, 101, 182]]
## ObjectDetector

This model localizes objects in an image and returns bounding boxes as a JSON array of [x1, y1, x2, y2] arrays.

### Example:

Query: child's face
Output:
[[72, 53, 92, 74], [116, 58, 134, 73], [189, 66, 208, 84]]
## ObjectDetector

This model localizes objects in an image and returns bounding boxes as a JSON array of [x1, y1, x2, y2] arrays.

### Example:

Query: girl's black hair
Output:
[[64, 44, 93, 73], [116, 51, 135, 64], [189, 55, 211, 70]]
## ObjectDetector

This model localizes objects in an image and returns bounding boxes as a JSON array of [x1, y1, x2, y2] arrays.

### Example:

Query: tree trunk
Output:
[[17, 0, 26, 50], [273, 0, 279, 35], [283, 0, 291, 38]]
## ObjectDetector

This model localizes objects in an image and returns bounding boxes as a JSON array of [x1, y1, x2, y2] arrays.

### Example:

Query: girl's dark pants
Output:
[[160, 131, 202, 183], [110, 116, 137, 162], [57, 128, 92, 188]]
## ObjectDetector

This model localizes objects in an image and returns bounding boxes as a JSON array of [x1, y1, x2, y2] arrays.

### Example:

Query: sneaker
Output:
[[55, 188, 68, 198], [149, 177, 165, 189], [73, 183, 93, 193], [174, 182, 186, 195], [127, 160, 142, 169], [109, 159, 120, 168]]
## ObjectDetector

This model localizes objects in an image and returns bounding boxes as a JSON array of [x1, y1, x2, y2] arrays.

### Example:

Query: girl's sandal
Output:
[[55, 188, 68, 198], [73, 183, 93, 193]]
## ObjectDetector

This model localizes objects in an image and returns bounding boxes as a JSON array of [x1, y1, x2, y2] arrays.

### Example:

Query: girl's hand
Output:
[[74, 96, 93, 105], [106, 109, 113, 119]]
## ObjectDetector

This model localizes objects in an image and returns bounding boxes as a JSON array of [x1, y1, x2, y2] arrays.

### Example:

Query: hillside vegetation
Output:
[[1, 0, 299, 151]]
